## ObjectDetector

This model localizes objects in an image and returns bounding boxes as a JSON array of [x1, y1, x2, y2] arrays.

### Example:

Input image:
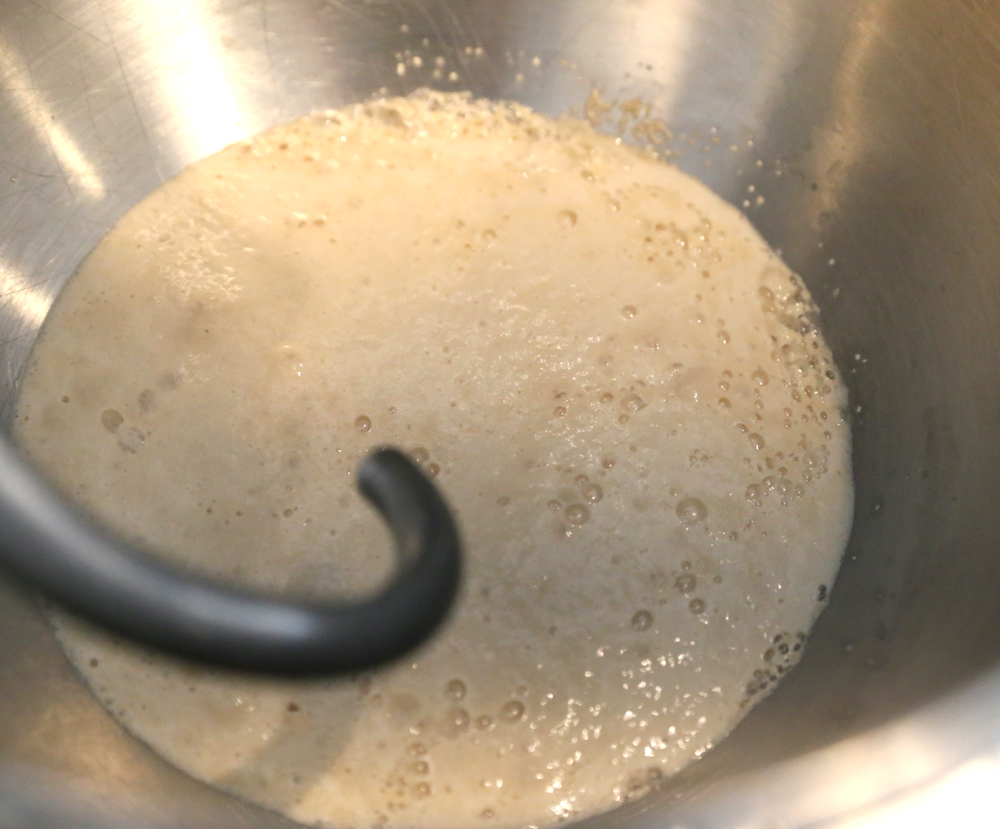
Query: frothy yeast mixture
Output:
[[15, 91, 852, 829]]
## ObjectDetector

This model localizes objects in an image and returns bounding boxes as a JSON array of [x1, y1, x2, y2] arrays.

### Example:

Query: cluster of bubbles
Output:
[[546, 469, 607, 533], [743, 631, 808, 703], [674, 566, 709, 616], [356, 676, 534, 813]]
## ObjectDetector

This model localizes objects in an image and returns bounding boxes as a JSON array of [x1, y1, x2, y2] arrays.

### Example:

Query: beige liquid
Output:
[[14, 91, 853, 829]]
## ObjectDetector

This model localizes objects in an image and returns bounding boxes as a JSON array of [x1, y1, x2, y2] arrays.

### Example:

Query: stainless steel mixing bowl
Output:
[[4, 0, 1000, 826]]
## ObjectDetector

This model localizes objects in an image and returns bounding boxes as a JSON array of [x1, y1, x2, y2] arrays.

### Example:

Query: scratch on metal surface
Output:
[[261, 0, 272, 67], [97, 0, 151, 146], [323, 0, 366, 19], [0, 324, 41, 350], [0, 35, 106, 196], [0, 178, 67, 204], [950, 58, 972, 174], [409, 0, 481, 74], [79, 60, 103, 157], [0, 265, 52, 331], [558, 0, 615, 53], [23, 0, 108, 47]]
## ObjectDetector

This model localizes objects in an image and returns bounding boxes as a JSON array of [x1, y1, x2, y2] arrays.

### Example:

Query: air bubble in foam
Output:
[[441, 706, 471, 737], [101, 409, 123, 433], [621, 394, 646, 413], [499, 701, 525, 723], [557, 209, 578, 228], [631, 610, 653, 631], [674, 574, 697, 594], [445, 679, 467, 701], [676, 498, 707, 525]]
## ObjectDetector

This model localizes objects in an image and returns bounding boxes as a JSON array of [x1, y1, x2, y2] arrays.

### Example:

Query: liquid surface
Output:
[[14, 91, 852, 829]]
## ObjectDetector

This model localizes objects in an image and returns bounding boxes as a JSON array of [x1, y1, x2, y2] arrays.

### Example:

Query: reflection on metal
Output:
[[833, 751, 1000, 828], [136, 0, 246, 158], [0, 263, 49, 331], [0, 40, 106, 197], [580, 0, 701, 119], [798, 1, 892, 223]]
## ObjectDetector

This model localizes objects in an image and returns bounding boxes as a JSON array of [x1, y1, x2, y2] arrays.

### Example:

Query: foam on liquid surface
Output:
[[14, 92, 853, 829]]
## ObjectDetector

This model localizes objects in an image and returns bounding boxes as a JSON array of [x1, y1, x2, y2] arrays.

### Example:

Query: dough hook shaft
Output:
[[0, 443, 461, 675]]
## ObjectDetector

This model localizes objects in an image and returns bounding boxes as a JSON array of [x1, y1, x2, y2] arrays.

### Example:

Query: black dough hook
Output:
[[0, 442, 461, 675]]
